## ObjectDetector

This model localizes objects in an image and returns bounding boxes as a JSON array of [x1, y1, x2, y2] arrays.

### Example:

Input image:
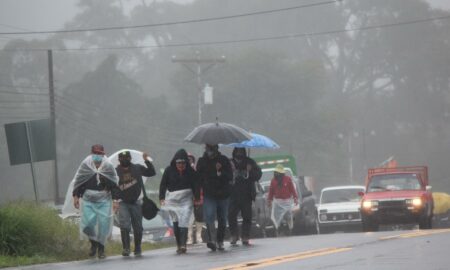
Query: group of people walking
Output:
[[71, 143, 299, 259]]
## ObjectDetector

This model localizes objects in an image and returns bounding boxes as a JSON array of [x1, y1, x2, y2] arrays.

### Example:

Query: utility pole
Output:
[[348, 132, 353, 184], [172, 51, 225, 125], [47, 50, 59, 204]]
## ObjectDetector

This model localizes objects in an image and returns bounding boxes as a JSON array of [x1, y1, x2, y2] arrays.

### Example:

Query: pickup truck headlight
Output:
[[320, 214, 328, 221], [406, 198, 422, 208], [362, 200, 378, 210]]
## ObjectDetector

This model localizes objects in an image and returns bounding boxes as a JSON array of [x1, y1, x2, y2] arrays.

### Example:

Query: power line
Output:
[[0, 99, 48, 104], [0, 104, 48, 109], [55, 93, 188, 137], [3, 13, 450, 52], [0, 23, 32, 32], [0, 83, 49, 90], [0, 0, 340, 36], [0, 110, 50, 115], [57, 111, 181, 148], [0, 89, 48, 96]]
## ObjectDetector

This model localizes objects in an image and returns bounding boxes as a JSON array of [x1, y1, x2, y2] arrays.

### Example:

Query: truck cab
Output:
[[360, 166, 434, 231]]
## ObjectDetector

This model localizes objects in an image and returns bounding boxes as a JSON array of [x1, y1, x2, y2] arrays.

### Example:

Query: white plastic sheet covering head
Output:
[[160, 189, 194, 228], [270, 198, 294, 229], [62, 155, 118, 244], [62, 155, 118, 216], [108, 149, 153, 184]]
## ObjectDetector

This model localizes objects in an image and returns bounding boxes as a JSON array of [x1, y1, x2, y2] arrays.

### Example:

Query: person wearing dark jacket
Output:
[[228, 147, 262, 246], [115, 150, 156, 257], [196, 144, 233, 251], [72, 144, 120, 259], [159, 149, 199, 254]]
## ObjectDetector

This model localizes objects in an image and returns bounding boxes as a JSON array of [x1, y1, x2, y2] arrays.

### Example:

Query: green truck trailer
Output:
[[253, 154, 298, 176]]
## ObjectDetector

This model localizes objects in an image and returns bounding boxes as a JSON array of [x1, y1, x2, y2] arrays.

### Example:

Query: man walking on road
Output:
[[116, 150, 156, 257], [228, 147, 262, 246], [196, 144, 233, 251], [267, 164, 298, 236], [72, 144, 120, 259]]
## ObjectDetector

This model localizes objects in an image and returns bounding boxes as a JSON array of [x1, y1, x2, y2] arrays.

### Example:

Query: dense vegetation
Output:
[[1, 0, 450, 202]]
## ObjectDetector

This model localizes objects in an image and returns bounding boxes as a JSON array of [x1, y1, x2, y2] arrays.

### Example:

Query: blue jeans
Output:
[[203, 196, 229, 243], [118, 201, 143, 234]]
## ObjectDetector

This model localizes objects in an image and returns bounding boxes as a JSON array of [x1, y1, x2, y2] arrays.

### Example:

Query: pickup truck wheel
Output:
[[318, 225, 328, 234], [419, 216, 432, 230]]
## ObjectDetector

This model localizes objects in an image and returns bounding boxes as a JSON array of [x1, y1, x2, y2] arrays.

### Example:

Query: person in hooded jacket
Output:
[[196, 144, 233, 251], [115, 150, 156, 257], [159, 149, 200, 254], [228, 147, 262, 246]]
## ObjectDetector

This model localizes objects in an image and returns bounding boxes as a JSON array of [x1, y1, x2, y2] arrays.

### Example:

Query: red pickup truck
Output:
[[360, 166, 434, 231]]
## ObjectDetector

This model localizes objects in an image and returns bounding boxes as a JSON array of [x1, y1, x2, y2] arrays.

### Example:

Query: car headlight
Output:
[[406, 198, 422, 207], [362, 200, 378, 210], [320, 214, 328, 221]]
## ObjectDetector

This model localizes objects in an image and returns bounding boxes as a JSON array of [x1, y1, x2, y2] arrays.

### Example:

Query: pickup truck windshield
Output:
[[321, 188, 363, 204], [259, 169, 293, 187], [368, 173, 421, 192]]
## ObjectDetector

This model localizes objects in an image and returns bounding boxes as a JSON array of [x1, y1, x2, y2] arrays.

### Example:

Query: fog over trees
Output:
[[1, 0, 450, 203]]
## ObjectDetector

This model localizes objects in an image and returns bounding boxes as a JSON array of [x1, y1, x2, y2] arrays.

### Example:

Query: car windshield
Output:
[[368, 173, 421, 192], [321, 188, 363, 204], [260, 169, 293, 187]]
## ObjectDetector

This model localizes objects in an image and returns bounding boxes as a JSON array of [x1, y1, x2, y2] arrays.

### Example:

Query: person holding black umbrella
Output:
[[196, 144, 233, 251]]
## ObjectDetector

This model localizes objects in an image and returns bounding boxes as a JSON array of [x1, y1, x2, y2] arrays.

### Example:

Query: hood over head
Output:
[[170, 149, 190, 167], [232, 147, 247, 158]]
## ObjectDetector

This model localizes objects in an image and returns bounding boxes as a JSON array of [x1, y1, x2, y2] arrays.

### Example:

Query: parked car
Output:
[[112, 213, 175, 244], [317, 185, 365, 233], [253, 167, 318, 237]]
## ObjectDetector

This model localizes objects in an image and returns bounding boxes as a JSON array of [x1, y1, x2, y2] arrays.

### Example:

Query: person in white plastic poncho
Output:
[[267, 164, 298, 236], [159, 149, 200, 254], [71, 144, 120, 259]]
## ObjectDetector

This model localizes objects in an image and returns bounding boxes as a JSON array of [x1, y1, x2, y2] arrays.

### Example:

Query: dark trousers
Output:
[[228, 199, 252, 240]]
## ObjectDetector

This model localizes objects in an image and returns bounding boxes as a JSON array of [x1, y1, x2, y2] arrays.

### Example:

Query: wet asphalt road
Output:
[[8, 228, 450, 270]]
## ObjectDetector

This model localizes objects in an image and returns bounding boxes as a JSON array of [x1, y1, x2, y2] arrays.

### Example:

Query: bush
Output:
[[0, 202, 172, 267], [0, 202, 85, 258]]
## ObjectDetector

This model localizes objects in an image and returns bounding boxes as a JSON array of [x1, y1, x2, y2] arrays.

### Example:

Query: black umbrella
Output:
[[184, 120, 252, 145]]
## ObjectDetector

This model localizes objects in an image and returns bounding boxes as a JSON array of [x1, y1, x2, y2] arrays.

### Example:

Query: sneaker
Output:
[[217, 242, 225, 251], [242, 240, 251, 246], [207, 242, 217, 251]]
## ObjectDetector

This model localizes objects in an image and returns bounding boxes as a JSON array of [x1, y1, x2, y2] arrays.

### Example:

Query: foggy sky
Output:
[[0, 0, 448, 40]]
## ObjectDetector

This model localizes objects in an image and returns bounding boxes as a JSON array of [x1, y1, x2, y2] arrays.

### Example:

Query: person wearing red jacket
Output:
[[267, 164, 298, 236]]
